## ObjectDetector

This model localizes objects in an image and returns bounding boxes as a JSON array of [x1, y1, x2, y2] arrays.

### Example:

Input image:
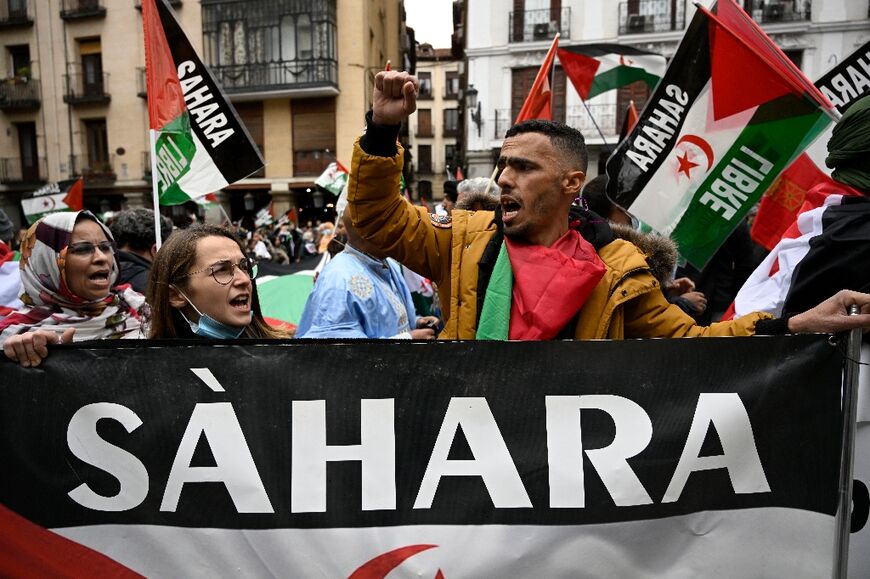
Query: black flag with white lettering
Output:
[[0, 336, 845, 577], [142, 0, 264, 205]]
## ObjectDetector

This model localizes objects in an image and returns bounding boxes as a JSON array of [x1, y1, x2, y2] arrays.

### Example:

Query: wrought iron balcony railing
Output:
[[747, 1, 811, 24], [493, 104, 619, 140], [618, 0, 686, 35], [0, 157, 46, 184], [63, 72, 110, 105], [0, 77, 40, 110], [209, 60, 338, 95], [134, 0, 180, 9], [508, 7, 570, 43], [70, 154, 116, 183], [60, 0, 106, 20], [0, 0, 33, 28]]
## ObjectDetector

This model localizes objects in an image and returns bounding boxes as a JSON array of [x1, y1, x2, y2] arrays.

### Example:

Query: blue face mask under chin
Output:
[[174, 288, 250, 339]]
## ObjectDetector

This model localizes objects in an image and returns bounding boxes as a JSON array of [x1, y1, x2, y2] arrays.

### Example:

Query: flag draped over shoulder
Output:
[[515, 34, 560, 123], [605, 0, 834, 268], [314, 161, 349, 197], [142, 0, 264, 206], [20, 179, 84, 225], [557, 44, 665, 100]]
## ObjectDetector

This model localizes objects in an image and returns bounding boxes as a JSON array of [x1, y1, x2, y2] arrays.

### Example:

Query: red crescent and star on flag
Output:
[[674, 134, 715, 180]]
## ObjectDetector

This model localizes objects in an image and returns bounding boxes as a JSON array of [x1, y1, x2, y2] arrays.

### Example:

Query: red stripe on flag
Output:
[[515, 35, 560, 124], [61, 178, 84, 212], [141, 0, 186, 130], [556, 48, 600, 100], [0, 504, 143, 577]]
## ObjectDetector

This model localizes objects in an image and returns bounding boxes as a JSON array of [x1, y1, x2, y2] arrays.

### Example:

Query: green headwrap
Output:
[[825, 95, 870, 192]]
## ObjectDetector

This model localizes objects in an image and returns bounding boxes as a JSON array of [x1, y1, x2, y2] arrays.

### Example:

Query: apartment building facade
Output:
[[0, 0, 412, 231], [408, 43, 460, 203], [462, 0, 870, 179]]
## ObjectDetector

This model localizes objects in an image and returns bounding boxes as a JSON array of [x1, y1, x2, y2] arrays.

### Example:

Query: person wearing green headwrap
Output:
[[826, 94, 870, 191]]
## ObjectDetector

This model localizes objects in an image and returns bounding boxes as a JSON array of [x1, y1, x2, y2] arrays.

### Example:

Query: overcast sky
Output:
[[405, 0, 454, 48]]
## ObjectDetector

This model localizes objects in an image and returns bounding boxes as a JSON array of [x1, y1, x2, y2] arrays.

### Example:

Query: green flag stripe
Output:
[[671, 106, 828, 267], [587, 67, 660, 99]]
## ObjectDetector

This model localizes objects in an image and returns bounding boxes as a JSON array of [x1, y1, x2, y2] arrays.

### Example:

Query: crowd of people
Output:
[[1, 71, 869, 368]]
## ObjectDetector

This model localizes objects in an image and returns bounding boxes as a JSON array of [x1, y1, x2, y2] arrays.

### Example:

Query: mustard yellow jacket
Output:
[[347, 140, 769, 340]]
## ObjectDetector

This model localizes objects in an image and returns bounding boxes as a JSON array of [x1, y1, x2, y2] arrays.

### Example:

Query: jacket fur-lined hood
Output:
[[609, 224, 678, 285]]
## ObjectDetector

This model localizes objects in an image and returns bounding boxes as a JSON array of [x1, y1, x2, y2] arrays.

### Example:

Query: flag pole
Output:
[[579, 97, 612, 152], [483, 166, 499, 197], [149, 128, 163, 249], [833, 304, 863, 578]]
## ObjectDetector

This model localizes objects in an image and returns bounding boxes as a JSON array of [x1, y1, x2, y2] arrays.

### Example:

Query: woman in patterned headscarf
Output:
[[1, 210, 148, 367]]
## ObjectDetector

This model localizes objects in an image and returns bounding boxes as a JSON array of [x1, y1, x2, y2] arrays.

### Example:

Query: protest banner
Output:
[[0, 336, 854, 577]]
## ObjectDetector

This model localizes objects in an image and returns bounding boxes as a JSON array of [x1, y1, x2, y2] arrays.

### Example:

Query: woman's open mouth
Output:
[[230, 295, 250, 312]]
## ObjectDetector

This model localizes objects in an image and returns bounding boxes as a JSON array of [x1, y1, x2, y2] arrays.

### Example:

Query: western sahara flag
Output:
[[20, 178, 84, 225], [142, 0, 264, 206], [557, 43, 665, 100], [605, 0, 834, 268], [315, 161, 349, 197]]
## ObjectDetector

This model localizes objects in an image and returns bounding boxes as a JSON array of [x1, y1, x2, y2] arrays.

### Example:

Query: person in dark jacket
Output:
[[109, 208, 173, 293]]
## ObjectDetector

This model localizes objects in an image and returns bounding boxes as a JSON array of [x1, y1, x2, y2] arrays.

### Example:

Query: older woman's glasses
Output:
[[67, 241, 116, 256], [180, 257, 258, 286]]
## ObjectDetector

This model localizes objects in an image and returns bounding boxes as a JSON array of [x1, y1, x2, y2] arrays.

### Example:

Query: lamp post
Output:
[[466, 84, 482, 138]]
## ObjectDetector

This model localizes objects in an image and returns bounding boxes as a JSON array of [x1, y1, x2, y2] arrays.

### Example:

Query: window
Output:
[[443, 109, 459, 136], [84, 119, 110, 174], [445, 71, 460, 99], [292, 98, 335, 175], [79, 39, 104, 96], [445, 145, 457, 169], [616, 80, 651, 135], [511, 66, 566, 123], [418, 72, 432, 98], [7, 45, 30, 79], [783, 49, 803, 70], [417, 109, 433, 137], [417, 144, 432, 174]]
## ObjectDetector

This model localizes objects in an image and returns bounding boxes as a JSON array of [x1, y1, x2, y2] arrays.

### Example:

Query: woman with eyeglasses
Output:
[[1, 210, 148, 367], [146, 224, 289, 339]]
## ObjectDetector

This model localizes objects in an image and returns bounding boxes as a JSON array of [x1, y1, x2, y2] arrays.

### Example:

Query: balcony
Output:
[[0, 0, 33, 28], [493, 104, 618, 141], [509, 7, 570, 43], [0, 157, 46, 184], [134, 0, 181, 9], [63, 71, 110, 105], [70, 155, 116, 184], [747, 2, 811, 24], [0, 77, 40, 110], [60, 0, 106, 20], [208, 60, 338, 97], [202, 0, 338, 98], [618, 0, 686, 35]]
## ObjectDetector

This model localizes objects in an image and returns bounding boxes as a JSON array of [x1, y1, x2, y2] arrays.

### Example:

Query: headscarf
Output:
[[0, 211, 147, 345], [825, 95, 870, 192]]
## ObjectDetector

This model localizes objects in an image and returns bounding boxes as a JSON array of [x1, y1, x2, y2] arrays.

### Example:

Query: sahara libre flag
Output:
[[142, 0, 264, 206], [605, 0, 834, 268], [314, 161, 349, 197], [20, 179, 84, 225], [557, 44, 665, 100]]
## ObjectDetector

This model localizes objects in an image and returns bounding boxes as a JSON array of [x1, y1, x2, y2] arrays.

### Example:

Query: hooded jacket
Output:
[[347, 138, 771, 340]]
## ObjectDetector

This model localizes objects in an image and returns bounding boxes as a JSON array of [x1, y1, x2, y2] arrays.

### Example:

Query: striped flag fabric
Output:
[[557, 44, 666, 101], [314, 161, 349, 197], [141, 0, 264, 206], [730, 192, 870, 319], [605, 0, 834, 268], [20, 178, 84, 225], [515, 34, 559, 123]]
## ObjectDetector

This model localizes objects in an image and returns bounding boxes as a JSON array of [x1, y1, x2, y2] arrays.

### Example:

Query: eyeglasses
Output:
[[178, 257, 258, 286], [67, 241, 116, 256]]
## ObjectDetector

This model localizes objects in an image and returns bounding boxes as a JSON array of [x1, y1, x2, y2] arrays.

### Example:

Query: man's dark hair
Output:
[[110, 208, 173, 252], [443, 180, 459, 203], [580, 174, 613, 217], [504, 120, 588, 173]]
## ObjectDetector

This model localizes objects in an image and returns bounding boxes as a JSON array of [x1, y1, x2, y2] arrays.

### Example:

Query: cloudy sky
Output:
[[405, 0, 454, 48]]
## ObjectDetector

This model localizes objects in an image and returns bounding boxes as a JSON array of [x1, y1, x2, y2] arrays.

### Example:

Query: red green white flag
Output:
[[314, 161, 349, 197], [515, 34, 560, 123], [20, 179, 84, 225], [141, 0, 264, 207], [605, 0, 835, 268], [557, 44, 665, 101]]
